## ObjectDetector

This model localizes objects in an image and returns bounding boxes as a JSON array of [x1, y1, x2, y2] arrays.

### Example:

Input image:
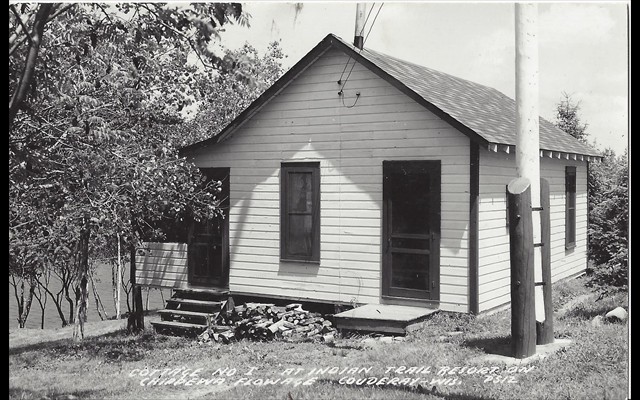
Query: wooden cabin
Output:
[[137, 33, 600, 317]]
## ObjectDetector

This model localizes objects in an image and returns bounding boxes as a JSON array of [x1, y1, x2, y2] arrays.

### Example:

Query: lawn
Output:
[[9, 276, 629, 400]]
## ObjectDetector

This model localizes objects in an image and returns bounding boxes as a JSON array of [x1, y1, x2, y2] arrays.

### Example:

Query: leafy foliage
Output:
[[554, 92, 589, 143], [8, 3, 287, 329], [182, 41, 286, 146], [554, 94, 628, 292], [10, 3, 228, 262], [586, 149, 628, 292]]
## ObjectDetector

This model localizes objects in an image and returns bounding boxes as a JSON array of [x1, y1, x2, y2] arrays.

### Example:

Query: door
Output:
[[188, 168, 230, 287], [382, 161, 440, 301]]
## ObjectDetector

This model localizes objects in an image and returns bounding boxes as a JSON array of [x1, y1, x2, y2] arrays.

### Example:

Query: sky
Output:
[[216, 1, 629, 155]]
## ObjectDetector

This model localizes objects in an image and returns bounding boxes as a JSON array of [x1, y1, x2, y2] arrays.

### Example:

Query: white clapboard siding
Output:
[[136, 242, 188, 289], [188, 48, 470, 312], [477, 149, 588, 312]]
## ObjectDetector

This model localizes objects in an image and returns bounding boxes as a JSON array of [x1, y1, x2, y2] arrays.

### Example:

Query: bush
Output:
[[587, 149, 628, 292]]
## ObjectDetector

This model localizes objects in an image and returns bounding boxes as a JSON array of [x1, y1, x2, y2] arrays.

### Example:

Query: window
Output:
[[280, 162, 320, 262], [565, 166, 576, 249]]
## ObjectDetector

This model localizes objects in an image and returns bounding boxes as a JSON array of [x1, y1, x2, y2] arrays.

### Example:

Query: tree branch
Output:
[[95, 3, 113, 22], [10, 219, 37, 231], [47, 4, 75, 23], [9, 5, 36, 49], [10, 5, 33, 46], [8, 3, 72, 57], [9, 37, 27, 57], [9, 3, 55, 129], [138, 3, 216, 70]]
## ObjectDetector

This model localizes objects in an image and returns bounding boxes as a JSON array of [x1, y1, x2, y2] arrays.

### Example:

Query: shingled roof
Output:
[[182, 33, 601, 159]]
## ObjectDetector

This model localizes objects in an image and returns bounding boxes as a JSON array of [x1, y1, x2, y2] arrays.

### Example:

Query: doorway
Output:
[[382, 161, 440, 301], [188, 168, 230, 288]]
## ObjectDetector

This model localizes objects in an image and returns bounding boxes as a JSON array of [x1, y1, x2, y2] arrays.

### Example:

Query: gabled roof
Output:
[[181, 33, 601, 160]]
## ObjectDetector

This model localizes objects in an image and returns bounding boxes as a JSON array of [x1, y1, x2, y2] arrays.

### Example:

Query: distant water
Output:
[[8, 263, 170, 330]]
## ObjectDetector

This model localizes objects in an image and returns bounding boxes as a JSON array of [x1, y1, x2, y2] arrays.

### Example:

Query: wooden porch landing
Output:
[[333, 304, 438, 335]]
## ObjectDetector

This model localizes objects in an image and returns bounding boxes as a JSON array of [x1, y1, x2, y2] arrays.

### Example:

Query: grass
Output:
[[9, 276, 629, 400]]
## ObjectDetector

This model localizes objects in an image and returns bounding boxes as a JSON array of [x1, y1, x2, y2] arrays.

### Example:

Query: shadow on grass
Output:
[[9, 329, 175, 362], [324, 340, 366, 351], [10, 386, 101, 400], [320, 379, 494, 400], [462, 336, 512, 357], [9, 330, 123, 356], [562, 299, 626, 321], [563, 306, 605, 321]]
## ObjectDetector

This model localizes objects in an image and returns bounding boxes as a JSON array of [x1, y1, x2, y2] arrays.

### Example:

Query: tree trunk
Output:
[[90, 273, 108, 320], [65, 286, 74, 325], [116, 232, 122, 319], [9, 3, 54, 128], [61, 266, 75, 324], [18, 281, 25, 328], [34, 270, 51, 329], [73, 214, 90, 341], [112, 262, 118, 316], [127, 244, 145, 333], [37, 294, 45, 329], [41, 282, 68, 327], [34, 285, 47, 329], [22, 279, 36, 328], [11, 276, 23, 327], [14, 277, 35, 329], [126, 286, 132, 313]]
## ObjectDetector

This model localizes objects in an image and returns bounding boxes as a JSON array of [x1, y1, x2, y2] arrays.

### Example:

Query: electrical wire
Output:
[[365, 3, 384, 44], [337, 3, 376, 85], [340, 92, 359, 108], [339, 3, 385, 108], [342, 2, 384, 89]]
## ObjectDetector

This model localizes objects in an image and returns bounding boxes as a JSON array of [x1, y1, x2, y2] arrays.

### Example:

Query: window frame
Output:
[[565, 166, 577, 249], [280, 162, 321, 263]]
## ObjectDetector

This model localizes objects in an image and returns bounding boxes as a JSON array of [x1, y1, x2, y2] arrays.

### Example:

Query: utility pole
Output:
[[515, 3, 540, 209], [354, 3, 367, 49], [510, 2, 553, 358], [515, 3, 554, 346]]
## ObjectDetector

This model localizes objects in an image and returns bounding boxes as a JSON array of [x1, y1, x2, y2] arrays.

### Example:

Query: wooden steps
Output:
[[152, 320, 209, 333], [157, 309, 216, 320], [151, 289, 230, 336], [174, 287, 230, 295], [333, 304, 439, 335], [167, 298, 223, 308]]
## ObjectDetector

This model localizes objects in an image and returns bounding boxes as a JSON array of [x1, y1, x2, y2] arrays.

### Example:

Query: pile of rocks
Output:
[[198, 302, 337, 344]]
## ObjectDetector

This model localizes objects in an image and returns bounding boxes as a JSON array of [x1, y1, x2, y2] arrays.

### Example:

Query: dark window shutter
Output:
[[565, 166, 577, 249]]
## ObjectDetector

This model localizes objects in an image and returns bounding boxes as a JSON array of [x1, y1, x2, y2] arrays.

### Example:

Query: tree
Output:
[[587, 149, 628, 292], [554, 92, 588, 142], [9, 3, 248, 128], [554, 94, 628, 293], [9, 3, 61, 128], [183, 41, 286, 146], [9, 183, 52, 328], [9, 3, 252, 333]]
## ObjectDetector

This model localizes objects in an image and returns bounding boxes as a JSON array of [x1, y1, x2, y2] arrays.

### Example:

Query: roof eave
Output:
[[180, 33, 493, 157], [485, 143, 603, 161], [180, 33, 599, 160]]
